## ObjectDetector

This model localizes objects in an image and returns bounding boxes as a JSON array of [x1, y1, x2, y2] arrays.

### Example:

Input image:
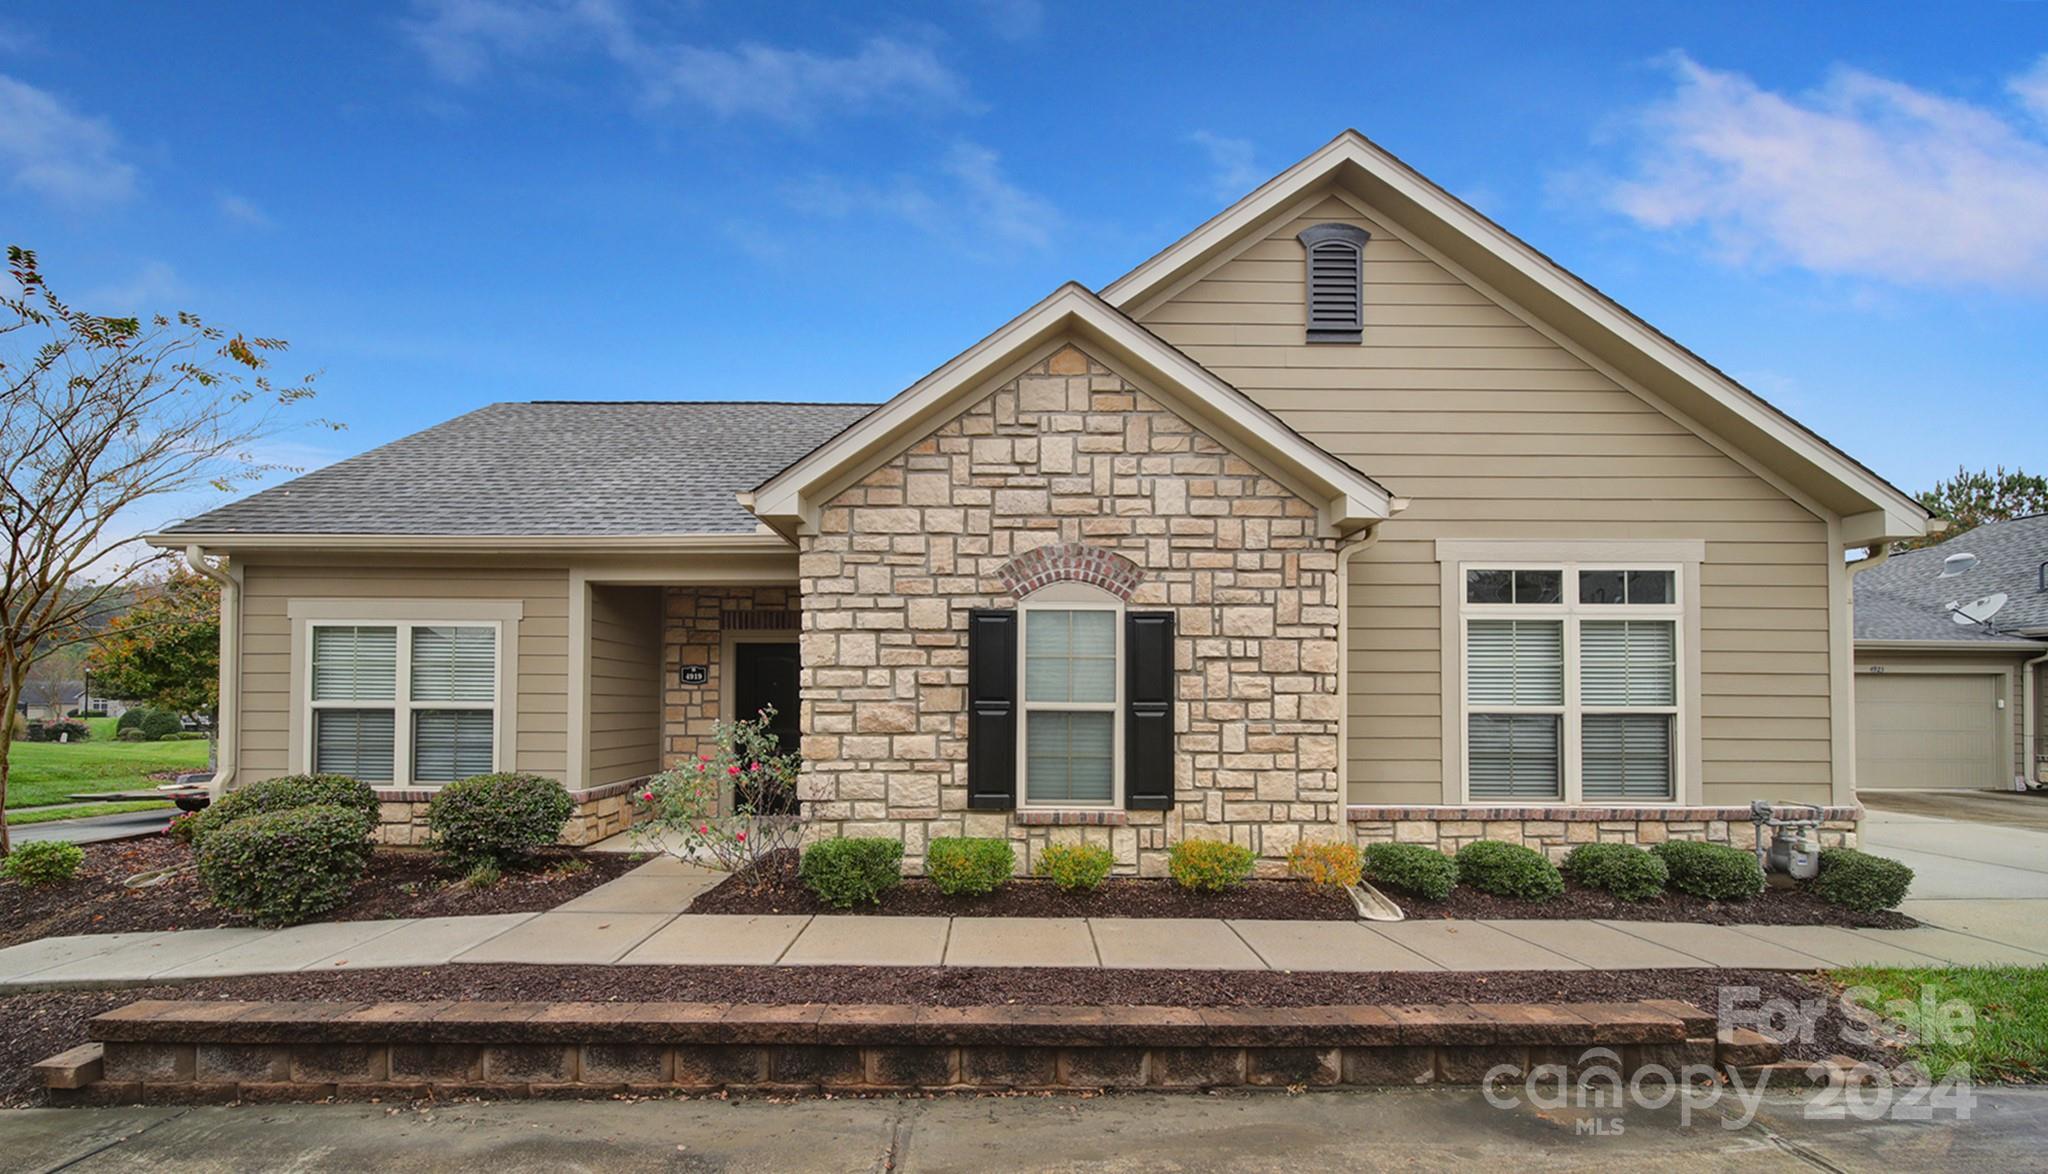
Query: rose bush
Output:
[[632, 704, 803, 881]]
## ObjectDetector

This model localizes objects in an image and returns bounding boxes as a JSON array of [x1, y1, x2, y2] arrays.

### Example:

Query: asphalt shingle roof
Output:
[[160, 401, 878, 537], [1854, 514, 2048, 645]]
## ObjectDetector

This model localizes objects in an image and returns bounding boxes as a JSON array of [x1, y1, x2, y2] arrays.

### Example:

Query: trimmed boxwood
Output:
[[1651, 839, 1765, 901], [1167, 839, 1258, 892], [139, 710, 183, 741], [926, 836, 1015, 897], [1455, 839, 1565, 901], [192, 774, 380, 847], [196, 804, 372, 926], [800, 837, 904, 908], [426, 773, 574, 870], [1813, 847, 1914, 913], [1561, 842, 1669, 901], [1, 840, 85, 887], [1036, 843, 1114, 892], [1362, 843, 1458, 900]]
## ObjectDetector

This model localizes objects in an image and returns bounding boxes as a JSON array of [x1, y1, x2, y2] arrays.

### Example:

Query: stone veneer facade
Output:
[[796, 344, 1345, 877], [371, 781, 642, 848], [661, 585, 798, 767]]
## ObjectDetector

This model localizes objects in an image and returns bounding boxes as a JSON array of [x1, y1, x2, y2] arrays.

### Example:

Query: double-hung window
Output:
[[1460, 566, 1680, 803], [1019, 588, 1122, 807], [308, 621, 500, 785]]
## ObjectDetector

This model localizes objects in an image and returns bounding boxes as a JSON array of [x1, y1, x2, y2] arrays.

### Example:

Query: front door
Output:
[[732, 640, 801, 814]]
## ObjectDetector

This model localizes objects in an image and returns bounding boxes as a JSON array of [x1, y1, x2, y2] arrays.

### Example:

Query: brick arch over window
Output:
[[997, 543, 1145, 602]]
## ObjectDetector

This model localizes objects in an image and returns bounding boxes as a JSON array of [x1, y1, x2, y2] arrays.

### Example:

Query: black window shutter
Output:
[[1125, 611, 1175, 810], [966, 609, 1018, 810]]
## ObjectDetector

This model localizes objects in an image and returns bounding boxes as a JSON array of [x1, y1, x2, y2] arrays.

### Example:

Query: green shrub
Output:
[[1286, 841, 1363, 891], [800, 837, 903, 908], [926, 837, 1015, 897], [1813, 847, 1914, 913], [161, 730, 210, 741], [116, 708, 146, 732], [196, 805, 371, 925], [1, 841, 85, 887], [1167, 839, 1257, 892], [1362, 843, 1458, 900], [1651, 840, 1765, 901], [426, 773, 574, 869], [117, 727, 146, 742], [1561, 842, 1670, 901], [139, 710, 182, 741], [1455, 840, 1565, 901], [193, 774, 380, 846], [1036, 843, 1114, 891]]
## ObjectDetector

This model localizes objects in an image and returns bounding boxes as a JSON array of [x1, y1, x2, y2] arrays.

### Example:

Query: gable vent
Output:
[[1297, 222, 1371, 343]]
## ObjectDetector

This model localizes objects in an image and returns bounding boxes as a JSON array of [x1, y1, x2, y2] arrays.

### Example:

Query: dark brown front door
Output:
[[732, 640, 800, 814]]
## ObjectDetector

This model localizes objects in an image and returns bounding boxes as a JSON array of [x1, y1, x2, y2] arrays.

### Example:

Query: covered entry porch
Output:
[[566, 558, 804, 835]]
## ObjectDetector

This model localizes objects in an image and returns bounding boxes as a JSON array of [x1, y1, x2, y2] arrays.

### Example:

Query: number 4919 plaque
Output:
[[679, 664, 708, 686]]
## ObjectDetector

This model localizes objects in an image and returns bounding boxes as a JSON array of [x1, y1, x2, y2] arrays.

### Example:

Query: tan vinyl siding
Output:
[[1142, 193, 1836, 807], [237, 562, 570, 781], [586, 583, 661, 785]]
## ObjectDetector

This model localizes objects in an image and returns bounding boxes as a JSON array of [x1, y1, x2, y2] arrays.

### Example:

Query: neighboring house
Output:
[[17, 682, 85, 723], [1853, 515, 2048, 792], [149, 132, 1933, 867]]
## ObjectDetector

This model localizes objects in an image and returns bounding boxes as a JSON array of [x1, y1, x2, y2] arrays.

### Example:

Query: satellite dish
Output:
[[1948, 593, 2009, 626], [1938, 553, 1979, 579]]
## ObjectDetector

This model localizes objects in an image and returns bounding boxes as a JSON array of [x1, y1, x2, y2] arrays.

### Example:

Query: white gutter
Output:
[[183, 546, 239, 800]]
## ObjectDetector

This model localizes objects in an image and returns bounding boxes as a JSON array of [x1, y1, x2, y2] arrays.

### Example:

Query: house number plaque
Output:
[[679, 665, 708, 686]]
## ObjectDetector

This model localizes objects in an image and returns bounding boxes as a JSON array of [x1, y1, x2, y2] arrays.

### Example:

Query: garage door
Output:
[[1856, 672, 2005, 790]]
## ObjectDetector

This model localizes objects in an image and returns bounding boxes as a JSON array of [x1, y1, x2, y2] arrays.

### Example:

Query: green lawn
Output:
[[1835, 966, 2048, 1083], [6, 799, 173, 825], [5, 717, 209, 809]]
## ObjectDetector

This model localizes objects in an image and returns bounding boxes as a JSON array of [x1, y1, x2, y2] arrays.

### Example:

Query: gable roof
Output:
[[1855, 514, 2048, 646], [1102, 131, 1932, 545], [153, 401, 875, 546], [746, 282, 1396, 537]]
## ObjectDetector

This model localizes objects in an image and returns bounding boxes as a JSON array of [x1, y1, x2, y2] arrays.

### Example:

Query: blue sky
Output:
[[3, 1, 2045, 532]]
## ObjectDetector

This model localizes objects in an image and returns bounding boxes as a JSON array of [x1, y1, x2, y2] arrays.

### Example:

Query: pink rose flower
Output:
[[642, 791, 654, 802], [697, 824, 708, 834], [727, 765, 741, 776], [736, 831, 747, 842]]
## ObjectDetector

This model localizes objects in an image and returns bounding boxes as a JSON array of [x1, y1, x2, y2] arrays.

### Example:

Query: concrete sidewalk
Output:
[[4, 854, 2047, 990]]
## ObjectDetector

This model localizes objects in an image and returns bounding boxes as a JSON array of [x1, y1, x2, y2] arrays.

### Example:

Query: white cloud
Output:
[[2011, 54, 2048, 125], [0, 73, 136, 204], [1603, 53, 2048, 293], [217, 192, 272, 228], [1188, 130, 1259, 201], [782, 141, 1059, 253], [403, 0, 968, 125]]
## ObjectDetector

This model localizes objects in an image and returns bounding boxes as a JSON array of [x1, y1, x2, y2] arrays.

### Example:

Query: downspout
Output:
[[1843, 542, 1890, 804], [1334, 513, 1396, 834], [2024, 647, 2048, 791], [183, 546, 238, 800]]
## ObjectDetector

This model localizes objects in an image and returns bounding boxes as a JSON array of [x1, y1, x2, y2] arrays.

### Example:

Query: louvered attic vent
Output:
[[1297, 222, 1371, 343]]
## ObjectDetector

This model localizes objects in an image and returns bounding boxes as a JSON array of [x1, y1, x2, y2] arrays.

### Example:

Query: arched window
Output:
[[1297, 223, 1371, 343]]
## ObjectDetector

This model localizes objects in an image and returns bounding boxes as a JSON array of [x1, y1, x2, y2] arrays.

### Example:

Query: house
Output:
[[1853, 515, 2048, 792], [148, 132, 1933, 870]]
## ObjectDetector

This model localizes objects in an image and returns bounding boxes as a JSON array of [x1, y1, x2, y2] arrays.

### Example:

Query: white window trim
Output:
[[286, 599, 523, 790], [1435, 540, 1704, 807], [1017, 582, 1124, 810]]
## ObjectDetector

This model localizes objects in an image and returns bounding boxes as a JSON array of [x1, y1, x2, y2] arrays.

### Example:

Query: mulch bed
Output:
[[0, 837, 641, 950], [0, 963, 1884, 1106], [1390, 881, 1918, 930], [687, 850, 1356, 920], [689, 850, 1913, 928]]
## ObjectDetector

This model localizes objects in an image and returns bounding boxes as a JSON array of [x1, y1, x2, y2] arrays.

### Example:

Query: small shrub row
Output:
[[1285, 841, 1362, 891], [196, 805, 374, 926], [800, 837, 904, 908], [1362, 843, 1458, 900], [1168, 839, 1257, 892], [1561, 842, 1668, 902], [1814, 846, 1913, 913], [1652, 839, 1764, 901], [1456, 840, 1565, 901], [1037, 842, 1113, 891], [926, 837, 1015, 896], [425, 773, 574, 871], [1, 841, 85, 887]]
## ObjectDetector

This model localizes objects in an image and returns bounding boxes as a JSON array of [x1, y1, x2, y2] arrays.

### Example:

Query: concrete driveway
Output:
[[1861, 800, 2048, 901], [10, 1088, 2048, 1172], [8, 808, 175, 845], [1860, 789, 2048, 831]]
